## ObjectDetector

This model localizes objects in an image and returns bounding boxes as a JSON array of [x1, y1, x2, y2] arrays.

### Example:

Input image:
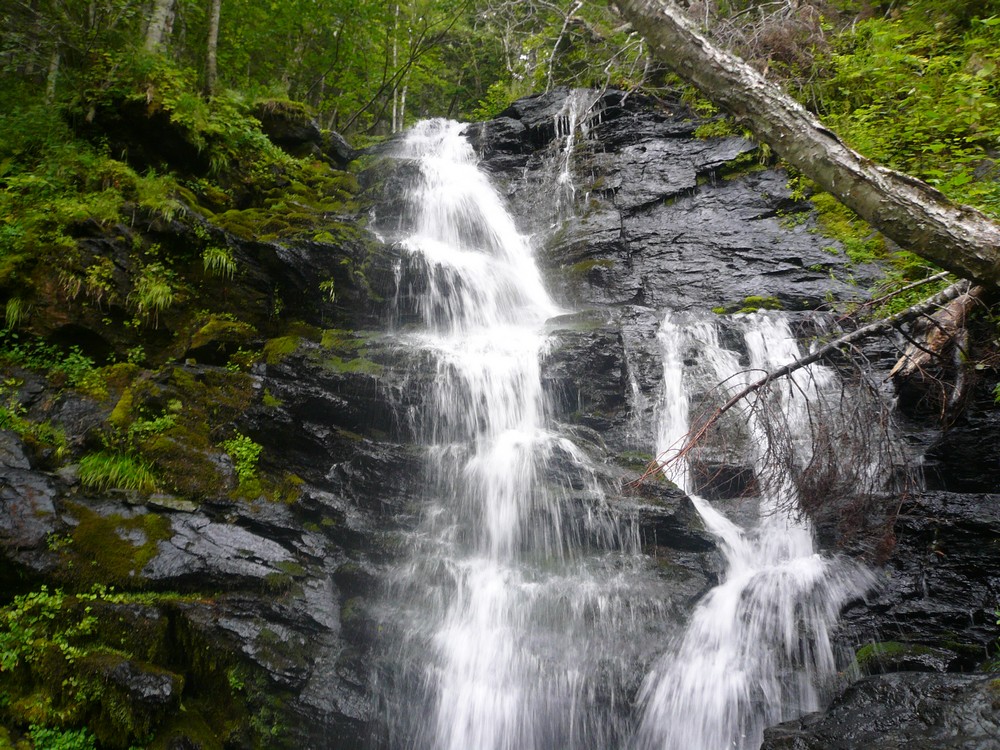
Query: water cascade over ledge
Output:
[[374, 119, 674, 750], [634, 313, 876, 750], [371, 116, 880, 750]]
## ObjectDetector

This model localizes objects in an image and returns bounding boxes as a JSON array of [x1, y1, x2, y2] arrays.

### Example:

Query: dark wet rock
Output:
[[541, 317, 630, 436], [143, 514, 298, 587], [0, 434, 58, 552], [629, 482, 716, 554], [0, 430, 31, 470], [541, 171, 862, 312], [854, 641, 961, 676], [760, 672, 1000, 750], [105, 658, 182, 709], [919, 380, 1000, 492], [468, 87, 872, 313], [254, 100, 356, 167], [833, 491, 1000, 670]]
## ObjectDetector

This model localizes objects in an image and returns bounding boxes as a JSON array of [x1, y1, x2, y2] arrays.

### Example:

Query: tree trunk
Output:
[[45, 47, 60, 103], [144, 0, 175, 52], [205, 0, 222, 95], [611, 0, 1000, 290]]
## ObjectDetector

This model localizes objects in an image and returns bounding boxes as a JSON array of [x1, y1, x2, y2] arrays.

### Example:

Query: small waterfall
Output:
[[377, 119, 672, 750], [633, 312, 874, 750]]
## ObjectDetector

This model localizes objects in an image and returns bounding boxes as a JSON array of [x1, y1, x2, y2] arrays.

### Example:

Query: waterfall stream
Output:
[[373, 117, 875, 750], [634, 312, 874, 750], [377, 119, 672, 750]]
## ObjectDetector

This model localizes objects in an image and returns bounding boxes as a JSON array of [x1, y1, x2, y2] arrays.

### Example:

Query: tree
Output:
[[144, 0, 175, 51], [610, 0, 1000, 290], [205, 0, 221, 95]]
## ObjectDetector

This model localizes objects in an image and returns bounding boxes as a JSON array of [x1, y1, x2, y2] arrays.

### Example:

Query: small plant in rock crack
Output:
[[221, 432, 262, 484]]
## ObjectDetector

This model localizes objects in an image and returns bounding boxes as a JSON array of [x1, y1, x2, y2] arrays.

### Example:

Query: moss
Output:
[[64, 505, 171, 586], [810, 191, 887, 265], [188, 317, 256, 352], [738, 295, 783, 313], [567, 258, 614, 278], [322, 355, 383, 375], [139, 432, 227, 499], [272, 472, 304, 504], [319, 328, 367, 352], [713, 295, 785, 315], [262, 335, 300, 365], [616, 451, 655, 471], [261, 389, 283, 408], [854, 640, 939, 674], [274, 560, 306, 577]]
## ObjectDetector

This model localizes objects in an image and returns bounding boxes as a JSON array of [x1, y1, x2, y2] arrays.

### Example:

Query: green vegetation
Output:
[[220, 432, 263, 485], [0, 585, 267, 748], [713, 295, 785, 314], [78, 452, 157, 494], [814, 7, 1000, 217]]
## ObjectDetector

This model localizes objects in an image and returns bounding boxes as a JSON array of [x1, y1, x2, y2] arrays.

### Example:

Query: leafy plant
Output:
[[129, 262, 176, 326], [0, 331, 98, 390], [203, 245, 236, 279], [78, 452, 157, 493], [27, 726, 96, 750], [4, 297, 27, 330], [221, 432, 262, 484]]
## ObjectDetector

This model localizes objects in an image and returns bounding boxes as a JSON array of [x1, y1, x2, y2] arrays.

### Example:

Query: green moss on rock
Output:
[[64, 505, 171, 586]]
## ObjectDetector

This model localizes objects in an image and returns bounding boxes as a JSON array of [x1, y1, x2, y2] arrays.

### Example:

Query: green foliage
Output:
[[78, 452, 157, 494], [0, 332, 99, 392], [814, 10, 1000, 217], [262, 335, 300, 364], [203, 245, 236, 279], [27, 726, 96, 750], [221, 433, 262, 484], [129, 262, 176, 326], [471, 81, 515, 121], [4, 297, 27, 330], [0, 585, 205, 746], [0, 392, 67, 465]]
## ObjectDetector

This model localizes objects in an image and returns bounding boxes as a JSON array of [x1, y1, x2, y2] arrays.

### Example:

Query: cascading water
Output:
[[375, 119, 674, 750], [633, 312, 874, 750]]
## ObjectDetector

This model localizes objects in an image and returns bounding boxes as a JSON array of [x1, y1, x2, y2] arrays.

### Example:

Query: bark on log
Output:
[[611, 0, 1000, 289]]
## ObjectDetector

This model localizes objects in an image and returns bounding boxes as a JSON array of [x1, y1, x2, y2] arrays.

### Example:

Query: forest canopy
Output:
[[1, 0, 999, 309]]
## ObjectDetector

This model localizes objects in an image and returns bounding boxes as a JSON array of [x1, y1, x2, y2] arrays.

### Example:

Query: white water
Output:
[[379, 119, 672, 750], [634, 312, 873, 750], [375, 116, 875, 750]]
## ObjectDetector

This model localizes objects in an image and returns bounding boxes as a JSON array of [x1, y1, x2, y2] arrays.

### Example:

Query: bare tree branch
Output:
[[632, 280, 978, 485]]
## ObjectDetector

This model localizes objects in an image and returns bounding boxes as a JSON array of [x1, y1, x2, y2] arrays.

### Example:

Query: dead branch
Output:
[[632, 280, 975, 485], [889, 282, 987, 419], [841, 270, 951, 322]]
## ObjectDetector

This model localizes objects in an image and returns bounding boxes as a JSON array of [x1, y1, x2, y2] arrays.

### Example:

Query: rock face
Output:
[[2, 87, 997, 748], [761, 673, 1000, 749]]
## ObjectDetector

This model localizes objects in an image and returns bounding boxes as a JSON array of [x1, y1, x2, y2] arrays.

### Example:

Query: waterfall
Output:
[[633, 312, 874, 750], [377, 119, 672, 750]]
